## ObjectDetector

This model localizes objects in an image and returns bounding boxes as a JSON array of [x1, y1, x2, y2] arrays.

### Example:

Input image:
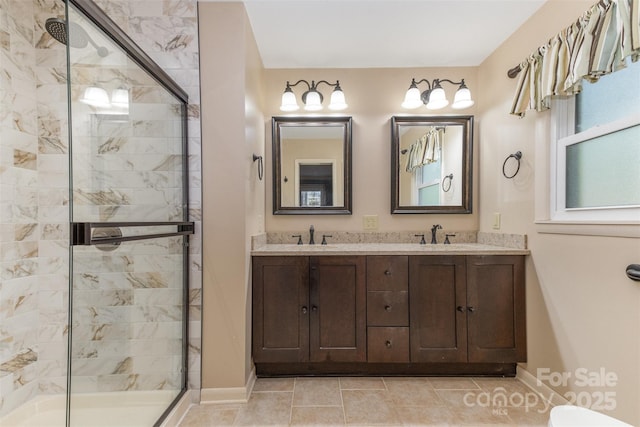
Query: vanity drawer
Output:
[[367, 327, 409, 363], [367, 291, 408, 326], [367, 256, 408, 291]]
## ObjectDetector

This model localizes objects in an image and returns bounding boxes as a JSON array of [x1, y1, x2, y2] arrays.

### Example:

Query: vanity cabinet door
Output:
[[466, 255, 526, 363], [252, 256, 310, 363], [309, 256, 366, 362], [409, 255, 467, 363]]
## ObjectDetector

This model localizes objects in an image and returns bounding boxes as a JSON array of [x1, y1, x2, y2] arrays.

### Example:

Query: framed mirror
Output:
[[272, 116, 352, 214], [391, 115, 473, 214]]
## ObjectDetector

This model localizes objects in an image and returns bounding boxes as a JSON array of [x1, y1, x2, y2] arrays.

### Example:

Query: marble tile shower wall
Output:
[[0, 0, 202, 417], [71, 235, 185, 393], [88, 0, 203, 392], [0, 0, 70, 416]]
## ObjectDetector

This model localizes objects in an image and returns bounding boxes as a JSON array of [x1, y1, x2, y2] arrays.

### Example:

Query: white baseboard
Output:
[[199, 368, 256, 404], [517, 364, 570, 407]]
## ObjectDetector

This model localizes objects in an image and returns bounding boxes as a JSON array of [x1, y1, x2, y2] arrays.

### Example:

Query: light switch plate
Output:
[[493, 212, 501, 230], [363, 215, 379, 230]]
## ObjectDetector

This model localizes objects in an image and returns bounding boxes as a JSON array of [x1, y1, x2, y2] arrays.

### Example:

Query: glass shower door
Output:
[[66, 1, 191, 426]]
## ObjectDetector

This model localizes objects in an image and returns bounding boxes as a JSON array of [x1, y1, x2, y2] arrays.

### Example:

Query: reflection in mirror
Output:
[[391, 116, 473, 214], [273, 116, 352, 214]]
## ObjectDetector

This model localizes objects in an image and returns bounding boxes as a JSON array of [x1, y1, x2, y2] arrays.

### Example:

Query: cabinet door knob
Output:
[[456, 305, 466, 312], [384, 270, 392, 276], [467, 306, 476, 313], [385, 340, 392, 348], [311, 305, 318, 312], [384, 305, 392, 312], [301, 306, 308, 314]]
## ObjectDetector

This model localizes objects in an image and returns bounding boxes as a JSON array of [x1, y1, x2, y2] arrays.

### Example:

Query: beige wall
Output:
[[264, 67, 479, 233], [477, 0, 640, 424], [199, 2, 264, 390]]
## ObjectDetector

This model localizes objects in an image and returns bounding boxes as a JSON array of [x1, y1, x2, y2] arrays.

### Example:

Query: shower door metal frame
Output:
[[65, 0, 192, 426]]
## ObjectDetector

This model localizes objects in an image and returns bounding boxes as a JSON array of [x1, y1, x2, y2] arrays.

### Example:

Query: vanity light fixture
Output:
[[401, 78, 474, 110], [79, 86, 130, 112], [280, 79, 348, 112], [80, 86, 110, 108]]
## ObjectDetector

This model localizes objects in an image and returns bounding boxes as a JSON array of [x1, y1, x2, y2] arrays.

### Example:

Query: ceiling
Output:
[[199, 0, 548, 69]]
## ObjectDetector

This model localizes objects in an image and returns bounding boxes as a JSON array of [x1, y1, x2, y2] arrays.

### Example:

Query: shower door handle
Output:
[[71, 221, 194, 246]]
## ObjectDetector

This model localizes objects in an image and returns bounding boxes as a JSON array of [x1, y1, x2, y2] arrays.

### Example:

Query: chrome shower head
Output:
[[45, 17, 109, 57]]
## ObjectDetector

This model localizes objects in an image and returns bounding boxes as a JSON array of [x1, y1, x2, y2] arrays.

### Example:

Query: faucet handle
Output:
[[321, 234, 332, 245], [414, 234, 426, 245], [444, 234, 456, 245], [291, 234, 303, 245]]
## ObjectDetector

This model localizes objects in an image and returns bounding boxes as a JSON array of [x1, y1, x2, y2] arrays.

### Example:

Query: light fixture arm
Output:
[[435, 78, 466, 87]]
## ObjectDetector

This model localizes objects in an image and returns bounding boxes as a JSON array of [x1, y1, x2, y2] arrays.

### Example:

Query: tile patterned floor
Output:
[[178, 377, 552, 426]]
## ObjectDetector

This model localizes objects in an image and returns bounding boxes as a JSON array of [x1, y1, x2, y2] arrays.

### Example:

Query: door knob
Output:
[[301, 306, 308, 314], [467, 306, 476, 312], [456, 306, 466, 312], [311, 305, 318, 312], [384, 305, 392, 312], [385, 340, 392, 348], [384, 270, 392, 276]]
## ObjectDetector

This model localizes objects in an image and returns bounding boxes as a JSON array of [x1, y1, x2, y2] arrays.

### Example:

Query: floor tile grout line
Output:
[[339, 378, 348, 426], [288, 377, 296, 425]]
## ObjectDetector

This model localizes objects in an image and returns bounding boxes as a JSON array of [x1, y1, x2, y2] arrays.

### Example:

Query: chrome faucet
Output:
[[430, 224, 442, 244], [309, 225, 315, 245]]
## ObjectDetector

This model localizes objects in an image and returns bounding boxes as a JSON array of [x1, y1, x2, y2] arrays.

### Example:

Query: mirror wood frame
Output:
[[391, 115, 473, 214], [272, 116, 353, 215]]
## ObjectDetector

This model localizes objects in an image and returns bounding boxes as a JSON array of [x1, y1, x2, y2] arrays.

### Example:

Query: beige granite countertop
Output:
[[251, 242, 530, 256]]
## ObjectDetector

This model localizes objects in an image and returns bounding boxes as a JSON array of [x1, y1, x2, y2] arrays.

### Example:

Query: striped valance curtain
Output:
[[405, 127, 445, 172], [510, 0, 639, 116]]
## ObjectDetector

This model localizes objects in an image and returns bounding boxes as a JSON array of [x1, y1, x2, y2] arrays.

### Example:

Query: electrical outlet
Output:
[[363, 215, 379, 230], [493, 212, 501, 230]]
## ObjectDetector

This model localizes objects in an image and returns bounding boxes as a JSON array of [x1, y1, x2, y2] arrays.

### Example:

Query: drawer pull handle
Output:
[[384, 305, 392, 312], [384, 270, 392, 276], [301, 306, 308, 314], [385, 340, 392, 348], [467, 306, 476, 313]]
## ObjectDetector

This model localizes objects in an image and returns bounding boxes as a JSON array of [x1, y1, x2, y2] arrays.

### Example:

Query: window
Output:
[[416, 159, 442, 205], [551, 59, 640, 222]]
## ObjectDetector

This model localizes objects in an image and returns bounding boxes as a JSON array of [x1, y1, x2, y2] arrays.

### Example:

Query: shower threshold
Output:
[[1, 390, 177, 426]]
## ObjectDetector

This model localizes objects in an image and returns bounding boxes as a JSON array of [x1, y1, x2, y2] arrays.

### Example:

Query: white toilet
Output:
[[548, 405, 633, 426]]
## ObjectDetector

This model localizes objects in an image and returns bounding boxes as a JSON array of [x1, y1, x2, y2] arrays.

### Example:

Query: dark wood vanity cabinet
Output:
[[252, 256, 366, 365], [253, 253, 526, 375], [252, 256, 309, 363], [309, 256, 367, 362], [409, 255, 526, 364], [466, 255, 527, 363], [366, 256, 410, 363]]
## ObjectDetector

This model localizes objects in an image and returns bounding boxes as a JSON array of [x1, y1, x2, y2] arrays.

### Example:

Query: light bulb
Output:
[[304, 90, 322, 111], [452, 85, 474, 109], [111, 88, 129, 109], [80, 86, 110, 108], [426, 86, 448, 110], [401, 86, 422, 109], [280, 88, 299, 111], [328, 88, 347, 110]]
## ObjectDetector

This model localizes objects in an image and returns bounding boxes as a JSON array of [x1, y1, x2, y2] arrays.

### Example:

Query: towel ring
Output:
[[252, 154, 263, 181], [502, 151, 522, 179], [442, 173, 453, 192]]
